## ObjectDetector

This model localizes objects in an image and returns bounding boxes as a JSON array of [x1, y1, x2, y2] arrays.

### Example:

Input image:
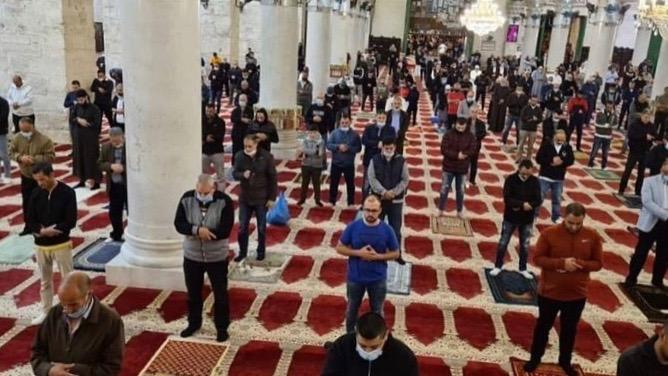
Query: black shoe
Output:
[[623, 280, 636, 290], [234, 254, 246, 263], [256, 253, 265, 261], [523, 360, 539, 373], [18, 229, 31, 236], [559, 362, 578, 376], [216, 330, 229, 342], [315, 201, 324, 207], [90, 183, 100, 190], [180, 325, 200, 338], [323, 341, 334, 350], [396, 256, 406, 265], [296, 199, 305, 206]]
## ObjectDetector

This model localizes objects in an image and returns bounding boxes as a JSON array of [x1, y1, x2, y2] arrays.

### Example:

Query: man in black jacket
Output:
[[502, 85, 529, 145], [233, 135, 277, 262], [321, 312, 418, 376], [70, 89, 102, 189], [230, 94, 254, 157], [90, 70, 114, 127], [385, 96, 410, 154], [174, 174, 235, 342], [209, 64, 225, 113], [617, 322, 668, 376], [490, 159, 542, 279], [202, 104, 226, 191], [0, 95, 10, 184], [645, 134, 668, 176], [516, 95, 543, 161], [228, 63, 243, 104], [27, 162, 77, 325], [619, 111, 656, 196], [306, 94, 331, 139], [536, 130, 574, 223]]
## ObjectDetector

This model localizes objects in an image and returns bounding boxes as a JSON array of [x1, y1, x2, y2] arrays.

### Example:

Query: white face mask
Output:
[[315, 99, 324, 106], [356, 343, 383, 362], [244, 149, 257, 157], [239, 101, 247, 107], [20, 131, 33, 139], [339, 126, 350, 132], [196, 192, 214, 204], [382, 151, 394, 159]]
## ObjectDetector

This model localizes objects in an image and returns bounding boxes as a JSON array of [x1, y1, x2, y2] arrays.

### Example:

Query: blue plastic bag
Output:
[[266, 192, 290, 226]]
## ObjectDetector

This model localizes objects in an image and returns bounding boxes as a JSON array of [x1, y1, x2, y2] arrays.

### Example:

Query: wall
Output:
[[239, 2, 262, 62], [614, 4, 637, 49], [370, 0, 407, 40]]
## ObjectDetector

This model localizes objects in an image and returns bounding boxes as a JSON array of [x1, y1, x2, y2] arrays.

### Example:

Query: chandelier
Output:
[[459, 0, 506, 36], [637, 0, 668, 38]]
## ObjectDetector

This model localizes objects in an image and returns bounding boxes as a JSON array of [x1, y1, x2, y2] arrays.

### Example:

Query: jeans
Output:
[[0, 135, 11, 178], [108, 182, 127, 241], [380, 201, 403, 245], [502, 115, 520, 144], [329, 164, 355, 206], [619, 152, 646, 196], [183, 257, 230, 332], [625, 219, 668, 286], [516, 130, 537, 161], [619, 102, 631, 129], [494, 220, 532, 270], [439, 172, 465, 212], [529, 296, 586, 365], [202, 153, 225, 191], [238, 202, 267, 258], [210, 87, 223, 112], [539, 178, 563, 222], [300, 165, 322, 203], [587, 137, 611, 169], [345, 279, 387, 333]]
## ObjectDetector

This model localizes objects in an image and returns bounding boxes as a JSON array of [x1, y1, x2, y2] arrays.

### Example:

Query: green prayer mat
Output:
[[584, 168, 620, 181], [0, 234, 35, 265]]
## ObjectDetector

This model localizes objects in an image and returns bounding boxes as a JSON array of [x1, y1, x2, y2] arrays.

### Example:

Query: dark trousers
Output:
[[361, 91, 374, 112], [626, 219, 668, 286], [96, 103, 114, 128], [567, 118, 585, 151], [619, 102, 631, 129], [210, 87, 223, 113], [183, 257, 230, 332], [529, 296, 587, 365], [475, 90, 486, 110], [300, 166, 322, 203], [619, 152, 646, 196], [380, 201, 403, 245], [329, 164, 355, 206], [20, 175, 38, 228], [655, 110, 668, 139], [238, 202, 267, 258], [469, 144, 481, 184], [407, 107, 417, 125], [12, 114, 35, 133], [108, 182, 127, 241], [587, 137, 611, 169]]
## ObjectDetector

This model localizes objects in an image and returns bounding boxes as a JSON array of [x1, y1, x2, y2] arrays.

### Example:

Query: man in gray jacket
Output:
[[174, 174, 235, 342]]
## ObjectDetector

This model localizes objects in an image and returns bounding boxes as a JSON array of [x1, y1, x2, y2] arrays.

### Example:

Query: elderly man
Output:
[[31, 272, 125, 376], [174, 174, 235, 342], [98, 127, 127, 242], [7, 75, 35, 133], [385, 96, 410, 154]]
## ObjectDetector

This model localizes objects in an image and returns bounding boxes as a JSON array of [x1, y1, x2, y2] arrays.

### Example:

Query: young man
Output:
[[336, 195, 400, 333], [587, 103, 617, 170], [97, 127, 127, 242], [525, 203, 603, 376], [439, 117, 477, 218], [7, 75, 35, 133], [490, 159, 542, 279], [26, 162, 78, 325], [297, 125, 326, 207], [70, 89, 102, 189], [617, 321, 668, 376], [201, 103, 226, 191], [516, 94, 543, 161], [90, 70, 114, 127], [619, 111, 656, 196], [327, 114, 361, 207], [536, 130, 574, 223], [503, 85, 529, 145]]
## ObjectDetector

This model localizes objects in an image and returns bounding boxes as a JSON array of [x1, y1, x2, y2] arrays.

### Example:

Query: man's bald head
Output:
[[58, 272, 92, 315]]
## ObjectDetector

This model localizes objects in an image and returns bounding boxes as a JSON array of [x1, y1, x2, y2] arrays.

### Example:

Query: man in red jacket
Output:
[[524, 202, 603, 376], [446, 83, 465, 130]]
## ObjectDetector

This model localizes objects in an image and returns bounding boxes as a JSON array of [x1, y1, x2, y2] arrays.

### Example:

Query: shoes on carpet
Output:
[[180, 325, 201, 338], [456, 211, 465, 219], [438, 210, 446, 217], [396, 256, 406, 266], [559, 362, 578, 376], [315, 201, 324, 207], [622, 280, 636, 289], [90, 183, 100, 190], [323, 341, 334, 350], [296, 199, 305, 207], [216, 330, 229, 342], [651, 282, 668, 292], [0, 176, 8, 185], [523, 360, 539, 373], [553, 218, 563, 225], [519, 270, 534, 280], [31, 312, 47, 326], [234, 254, 246, 263], [256, 253, 265, 261], [489, 267, 502, 277], [18, 228, 31, 236]]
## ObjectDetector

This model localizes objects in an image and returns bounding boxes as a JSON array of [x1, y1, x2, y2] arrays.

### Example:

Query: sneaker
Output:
[[520, 270, 534, 280], [0, 176, 7, 185], [396, 256, 406, 266], [323, 341, 334, 350], [31, 312, 47, 326], [180, 325, 200, 338], [489, 267, 502, 277], [216, 330, 229, 342], [438, 210, 446, 217], [553, 218, 563, 224]]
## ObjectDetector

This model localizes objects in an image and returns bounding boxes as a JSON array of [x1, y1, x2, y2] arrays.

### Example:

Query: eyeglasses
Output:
[[362, 208, 381, 213]]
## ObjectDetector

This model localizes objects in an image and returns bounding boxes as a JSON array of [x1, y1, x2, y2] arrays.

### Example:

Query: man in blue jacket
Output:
[[327, 114, 362, 207]]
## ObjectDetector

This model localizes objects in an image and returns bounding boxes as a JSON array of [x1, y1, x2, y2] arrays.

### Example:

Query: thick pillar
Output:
[[348, 12, 360, 67], [330, 11, 349, 67], [370, 0, 408, 41], [258, 0, 300, 160], [199, 0, 232, 60], [107, 0, 200, 291], [306, 1, 332, 96], [583, 7, 618, 78], [632, 26, 652, 66], [652, 39, 668, 100], [546, 15, 572, 71], [521, 14, 541, 69]]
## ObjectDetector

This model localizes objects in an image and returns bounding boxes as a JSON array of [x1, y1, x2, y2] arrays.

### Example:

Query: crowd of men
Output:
[[1, 32, 667, 375]]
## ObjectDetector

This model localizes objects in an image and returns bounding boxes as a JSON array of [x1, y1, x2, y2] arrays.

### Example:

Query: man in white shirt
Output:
[[6, 75, 35, 133]]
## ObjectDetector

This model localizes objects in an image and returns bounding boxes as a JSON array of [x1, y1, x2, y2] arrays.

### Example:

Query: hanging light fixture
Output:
[[459, 0, 506, 36], [637, 0, 668, 38]]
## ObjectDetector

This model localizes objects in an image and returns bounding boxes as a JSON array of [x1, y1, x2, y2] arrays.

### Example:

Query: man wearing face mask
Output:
[[233, 135, 277, 261], [503, 85, 529, 145], [439, 117, 477, 218], [321, 312, 418, 376], [231, 94, 254, 158], [385, 96, 409, 154], [97, 127, 127, 242], [201, 103, 226, 191], [306, 93, 331, 139], [10, 117, 55, 236], [228, 62, 243, 104], [209, 64, 225, 113], [362, 113, 395, 198], [111, 83, 125, 132], [587, 103, 617, 170], [361, 69, 377, 112], [457, 90, 476, 120], [334, 79, 352, 119], [327, 114, 361, 207], [174, 174, 235, 342], [297, 71, 313, 116], [234, 80, 258, 108], [516, 94, 543, 162], [70, 89, 102, 190], [31, 272, 125, 376], [536, 130, 574, 223]]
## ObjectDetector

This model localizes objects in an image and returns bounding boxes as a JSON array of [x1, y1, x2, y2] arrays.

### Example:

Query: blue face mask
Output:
[[65, 296, 90, 320], [196, 192, 214, 204], [356, 343, 383, 362]]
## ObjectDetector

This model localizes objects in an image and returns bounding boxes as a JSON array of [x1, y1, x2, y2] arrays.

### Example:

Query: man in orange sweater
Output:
[[524, 203, 603, 376]]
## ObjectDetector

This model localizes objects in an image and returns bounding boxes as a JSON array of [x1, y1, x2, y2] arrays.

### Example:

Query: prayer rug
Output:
[[73, 238, 121, 272], [292, 172, 327, 185], [485, 269, 538, 306], [619, 283, 668, 323], [431, 215, 473, 237], [387, 261, 412, 295], [140, 338, 228, 376], [0, 234, 34, 265], [229, 252, 290, 284], [583, 168, 620, 181], [573, 151, 589, 160], [510, 357, 585, 376], [614, 193, 642, 209]]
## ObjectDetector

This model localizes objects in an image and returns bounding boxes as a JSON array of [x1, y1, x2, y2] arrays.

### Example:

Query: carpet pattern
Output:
[[141, 338, 228, 376], [0, 72, 662, 375]]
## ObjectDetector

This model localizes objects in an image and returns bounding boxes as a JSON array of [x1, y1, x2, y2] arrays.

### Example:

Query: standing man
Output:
[[9, 117, 55, 236], [202, 103, 226, 191], [524, 203, 603, 376], [516, 94, 542, 162], [438, 117, 477, 218], [536, 130, 574, 223], [624, 158, 668, 290], [385, 96, 409, 154], [490, 159, 542, 278], [617, 322, 668, 376], [587, 103, 617, 170], [367, 138, 409, 265], [502, 85, 529, 146], [7, 75, 35, 133], [361, 69, 377, 112], [327, 114, 361, 207], [97, 127, 127, 242], [297, 71, 313, 116], [90, 70, 114, 126], [111, 83, 125, 132], [174, 174, 235, 342], [26, 162, 78, 325], [70, 89, 102, 190], [0, 94, 10, 184], [233, 135, 277, 262], [209, 64, 225, 113], [336, 195, 400, 333], [566, 90, 589, 152], [619, 111, 656, 197], [31, 272, 125, 376], [230, 94, 254, 157]]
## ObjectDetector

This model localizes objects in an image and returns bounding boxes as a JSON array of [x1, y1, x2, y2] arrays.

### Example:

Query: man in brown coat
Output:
[[97, 127, 127, 241], [31, 271, 125, 376]]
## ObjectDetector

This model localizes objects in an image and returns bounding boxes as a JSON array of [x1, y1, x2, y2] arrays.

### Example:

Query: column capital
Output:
[[260, 0, 299, 7], [306, 0, 332, 12]]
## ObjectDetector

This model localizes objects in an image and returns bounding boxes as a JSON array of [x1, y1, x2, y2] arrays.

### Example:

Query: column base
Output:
[[265, 107, 301, 161], [106, 255, 187, 291]]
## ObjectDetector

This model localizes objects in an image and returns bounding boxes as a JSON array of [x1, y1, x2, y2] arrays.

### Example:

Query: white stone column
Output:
[[632, 26, 652, 66], [229, 0, 241, 64], [330, 11, 349, 67], [521, 14, 541, 70], [583, 7, 618, 78], [546, 15, 572, 72], [306, 1, 332, 96], [107, 0, 201, 291], [652, 39, 668, 100], [345, 13, 357, 68], [258, 0, 300, 160]]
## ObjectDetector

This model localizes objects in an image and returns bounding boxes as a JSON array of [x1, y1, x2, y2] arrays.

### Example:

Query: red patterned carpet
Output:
[[0, 82, 660, 375]]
